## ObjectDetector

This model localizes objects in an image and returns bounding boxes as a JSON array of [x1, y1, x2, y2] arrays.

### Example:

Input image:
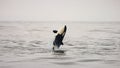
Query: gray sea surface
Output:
[[0, 22, 120, 68]]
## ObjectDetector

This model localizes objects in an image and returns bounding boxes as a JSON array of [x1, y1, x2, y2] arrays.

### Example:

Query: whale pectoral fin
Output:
[[52, 47, 54, 51], [61, 42, 64, 45], [53, 30, 58, 33]]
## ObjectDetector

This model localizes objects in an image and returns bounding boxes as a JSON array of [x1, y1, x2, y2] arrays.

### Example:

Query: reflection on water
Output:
[[0, 22, 120, 68]]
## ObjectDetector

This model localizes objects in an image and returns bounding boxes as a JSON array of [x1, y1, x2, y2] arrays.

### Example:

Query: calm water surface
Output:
[[0, 22, 120, 68]]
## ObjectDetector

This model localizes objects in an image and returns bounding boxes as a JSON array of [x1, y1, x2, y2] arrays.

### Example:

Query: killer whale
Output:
[[53, 25, 67, 52]]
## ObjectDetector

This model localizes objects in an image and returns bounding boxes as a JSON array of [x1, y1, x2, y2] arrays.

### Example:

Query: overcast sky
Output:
[[0, 0, 120, 21]]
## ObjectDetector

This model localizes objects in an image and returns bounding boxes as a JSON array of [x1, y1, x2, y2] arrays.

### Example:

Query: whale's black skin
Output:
[[53, 25, 67, 51], [53, 34, 64, 48], [53, 30, 58, 33]]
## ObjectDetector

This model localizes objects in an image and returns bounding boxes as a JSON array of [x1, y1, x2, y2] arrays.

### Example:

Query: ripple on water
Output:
[[77, 59, 103, 62], [52, 61, 77, 65], [0, 66, 12, 68], [104, 60, 120, 64], [40, 56, 73, 60]]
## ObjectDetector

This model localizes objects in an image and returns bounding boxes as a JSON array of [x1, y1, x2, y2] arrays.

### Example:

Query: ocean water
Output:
[[0, 22, 120, 68]]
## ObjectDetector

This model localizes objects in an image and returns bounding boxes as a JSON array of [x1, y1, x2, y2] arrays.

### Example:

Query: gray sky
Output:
[[0, 0, 120, 21]]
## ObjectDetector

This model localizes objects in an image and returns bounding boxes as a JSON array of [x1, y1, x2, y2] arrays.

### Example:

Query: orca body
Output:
[[53, 25, 67, 51]]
